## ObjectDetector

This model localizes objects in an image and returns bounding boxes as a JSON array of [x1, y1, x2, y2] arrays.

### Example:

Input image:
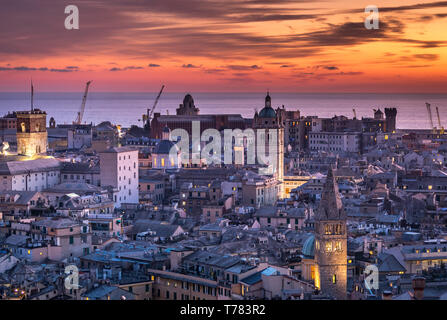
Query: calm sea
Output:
[[0, 92, 446, 129]]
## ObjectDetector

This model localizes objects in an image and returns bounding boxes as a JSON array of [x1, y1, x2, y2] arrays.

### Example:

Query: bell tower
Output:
[[253, 93, 284, 198], [16, 109, 47, 157], [314, 167, 347, 299]]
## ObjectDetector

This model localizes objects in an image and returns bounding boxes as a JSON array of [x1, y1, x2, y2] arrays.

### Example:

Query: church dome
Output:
[[259, 106, 276, 118], [258, 92, 276, 118], [183, 94, 194, 106], [154, 140, 177, 154], [302, 234, 315, 258]]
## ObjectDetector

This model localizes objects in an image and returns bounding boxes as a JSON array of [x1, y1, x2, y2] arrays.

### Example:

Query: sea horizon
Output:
[[1, 92, 446, 130]]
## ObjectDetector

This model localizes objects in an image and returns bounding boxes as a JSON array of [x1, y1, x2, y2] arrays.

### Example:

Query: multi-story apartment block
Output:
[[309, 131, 361, 154], [100, 146, 139, 208]]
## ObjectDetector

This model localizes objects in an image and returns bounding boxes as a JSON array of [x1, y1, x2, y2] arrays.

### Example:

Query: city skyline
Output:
[[2, 0, 447, 303], [0, 0, 447, 92]]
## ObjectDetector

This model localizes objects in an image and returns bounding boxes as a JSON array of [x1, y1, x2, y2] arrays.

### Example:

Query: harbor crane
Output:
[[74, 81, 92, 125], [425, 102, 436, 133], [144, 85, 165, 131], [436, 106, 445, 135]]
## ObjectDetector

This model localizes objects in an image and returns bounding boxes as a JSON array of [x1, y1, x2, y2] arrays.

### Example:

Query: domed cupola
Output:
[[302, 234, 315, 259], [258, 92, 276, 118], [183, 94, 194, 109]]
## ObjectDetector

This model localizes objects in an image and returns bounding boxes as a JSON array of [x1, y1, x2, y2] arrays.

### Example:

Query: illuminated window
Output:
[[332, 274, 337, 284], [335, 241, 342, 252], [428, 185, 433, 190], [153, 158, 157, 167], [161, 158, 165, 167], [325, 241, 333, 253], [384, 135, 389, 140]]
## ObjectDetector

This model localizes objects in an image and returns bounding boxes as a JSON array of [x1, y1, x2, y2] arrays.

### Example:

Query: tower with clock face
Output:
[[314, 167, 347, 300]]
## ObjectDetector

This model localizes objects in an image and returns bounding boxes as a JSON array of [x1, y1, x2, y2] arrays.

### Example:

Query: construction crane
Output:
[[31, 80, 34, 111], [436, 106, 445, 135], [145, 85, 165, 131], [74, 81, 92, 125], [425, 102, 436, 133], [352, 108, 357, 120]]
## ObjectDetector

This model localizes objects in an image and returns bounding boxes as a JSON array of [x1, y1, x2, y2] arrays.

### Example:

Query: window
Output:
[[335, 241, 342, 252], [69, 236, 74, 244]]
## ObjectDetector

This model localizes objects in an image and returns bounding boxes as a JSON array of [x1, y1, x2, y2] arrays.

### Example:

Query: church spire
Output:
[[265, 91, 271, 108], [316, 167, 345, 220]]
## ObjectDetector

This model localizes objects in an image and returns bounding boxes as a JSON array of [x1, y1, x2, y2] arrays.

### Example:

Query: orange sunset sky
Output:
[[0, 0, 447, 92]]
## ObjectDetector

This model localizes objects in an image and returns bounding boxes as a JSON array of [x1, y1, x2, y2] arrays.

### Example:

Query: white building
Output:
[[309, 132, 361, 153], [0, 158, 61, 192], [99, 146, 139, 208], [68, 125, 93, 150]]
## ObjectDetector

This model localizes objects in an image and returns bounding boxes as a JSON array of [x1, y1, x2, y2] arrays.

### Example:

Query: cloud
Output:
[[0, 65, 78, 72], [314, 65, 339, 70], [182, 64, 200, 68], [203, 68, 226, 74], [148, 63, 161, 67], [413, 54, 439, 60], [226, 65, 261, 70], [109, 66, 144, 71], [343, 1, 447, 14]]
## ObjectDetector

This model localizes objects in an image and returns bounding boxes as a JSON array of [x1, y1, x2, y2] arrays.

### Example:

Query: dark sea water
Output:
[[0, 92, 446, 129]]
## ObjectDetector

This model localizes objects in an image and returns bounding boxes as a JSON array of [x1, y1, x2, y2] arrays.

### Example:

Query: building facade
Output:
[[253, 93, 285, 198], [314, 168, 347, 300], [99, 147, 139, 208], [16, 109, 47, 157]]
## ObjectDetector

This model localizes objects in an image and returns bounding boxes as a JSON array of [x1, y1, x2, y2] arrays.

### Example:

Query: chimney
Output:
[[382, 290, 392, 300], [412, 276, 425, 300]]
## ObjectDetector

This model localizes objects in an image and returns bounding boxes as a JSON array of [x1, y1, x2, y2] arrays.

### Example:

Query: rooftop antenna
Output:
[[31, 79, 34, 111]]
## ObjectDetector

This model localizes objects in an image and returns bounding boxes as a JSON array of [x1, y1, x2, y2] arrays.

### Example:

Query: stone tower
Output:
[[314, 167, 347, 300], [253, 93, 284, 198], [16, 109, 47, 156], [385, 108, 397, 133]]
